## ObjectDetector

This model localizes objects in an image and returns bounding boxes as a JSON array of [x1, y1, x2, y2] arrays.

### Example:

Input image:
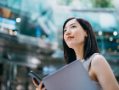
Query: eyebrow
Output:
[[64, 23, 76, 30]]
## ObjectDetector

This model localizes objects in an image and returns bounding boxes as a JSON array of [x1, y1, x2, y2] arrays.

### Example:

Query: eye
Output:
[[64, 30, 67, 32], [71, 25, 76, 28]]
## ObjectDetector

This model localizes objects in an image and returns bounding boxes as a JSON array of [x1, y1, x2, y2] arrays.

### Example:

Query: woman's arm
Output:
[[91, 55, 119, 90]]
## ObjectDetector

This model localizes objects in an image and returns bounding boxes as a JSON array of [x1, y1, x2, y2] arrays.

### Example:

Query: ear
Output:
[[84, 30, 88, 37]]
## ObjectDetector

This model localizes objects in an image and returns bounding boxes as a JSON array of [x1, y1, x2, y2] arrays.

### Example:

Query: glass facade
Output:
[[0, 0, 119, 90], [53, 8, 119, 53]]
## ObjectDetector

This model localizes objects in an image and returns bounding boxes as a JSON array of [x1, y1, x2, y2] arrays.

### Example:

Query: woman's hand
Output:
[[32, 79, 47, 90]]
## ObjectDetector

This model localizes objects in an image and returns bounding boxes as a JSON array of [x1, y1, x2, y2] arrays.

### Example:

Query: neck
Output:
[[73, 44, 84, 61]]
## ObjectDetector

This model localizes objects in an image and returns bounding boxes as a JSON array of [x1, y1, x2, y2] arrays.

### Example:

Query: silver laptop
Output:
[[42, 60, 96, 90]]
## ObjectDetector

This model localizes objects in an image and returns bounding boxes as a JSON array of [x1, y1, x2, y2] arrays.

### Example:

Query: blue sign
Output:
[[0, 17, 16, 30], [36, 27, 41, 36]]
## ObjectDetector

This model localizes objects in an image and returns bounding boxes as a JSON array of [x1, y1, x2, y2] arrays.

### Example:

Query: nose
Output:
[[66, 28, 71, 35]]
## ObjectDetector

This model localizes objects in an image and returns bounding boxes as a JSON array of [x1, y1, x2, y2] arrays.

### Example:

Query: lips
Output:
[[66, 36, 74, 40]]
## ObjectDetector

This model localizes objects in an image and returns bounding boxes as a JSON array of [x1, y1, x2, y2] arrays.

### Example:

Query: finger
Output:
[[32, 79, 39, 87], [38, 81, 44, 90], [32, 79, 38, 87], [42, 87, 47, 90]]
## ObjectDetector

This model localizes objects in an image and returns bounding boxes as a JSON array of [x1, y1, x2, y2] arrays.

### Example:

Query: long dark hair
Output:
[[63, 17, 100, 64]]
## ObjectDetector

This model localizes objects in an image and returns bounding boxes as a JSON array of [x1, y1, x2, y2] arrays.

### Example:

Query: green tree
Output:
[[90, 0, 114, 8], [58, 0, 74, 5], [58, 0, 114, 8]]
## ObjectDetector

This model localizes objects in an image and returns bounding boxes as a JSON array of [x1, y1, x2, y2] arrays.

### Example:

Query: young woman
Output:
[[32, 17, 119, 90]]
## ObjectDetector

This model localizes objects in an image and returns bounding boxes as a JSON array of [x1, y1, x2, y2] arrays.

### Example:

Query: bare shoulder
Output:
[[91, 54, 112, 77], [91, 54, 119, 90], [91, 54, 108, 67]]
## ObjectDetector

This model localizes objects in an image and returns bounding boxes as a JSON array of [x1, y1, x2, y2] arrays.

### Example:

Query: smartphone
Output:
[[28, 71, 45, 88]]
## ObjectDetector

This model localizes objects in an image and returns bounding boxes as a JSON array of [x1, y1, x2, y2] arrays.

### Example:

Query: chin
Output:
[[67, 43, 75, 49]]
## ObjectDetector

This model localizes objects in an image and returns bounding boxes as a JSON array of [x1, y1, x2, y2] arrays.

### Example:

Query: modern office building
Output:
[[0, 0, 119, 90]]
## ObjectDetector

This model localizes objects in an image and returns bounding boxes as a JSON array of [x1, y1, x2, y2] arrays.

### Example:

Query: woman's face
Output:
[[64, 19, 87, 49]]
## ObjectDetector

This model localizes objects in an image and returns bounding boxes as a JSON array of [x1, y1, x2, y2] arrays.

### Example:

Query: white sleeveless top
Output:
[[82, 53, 103, 90]]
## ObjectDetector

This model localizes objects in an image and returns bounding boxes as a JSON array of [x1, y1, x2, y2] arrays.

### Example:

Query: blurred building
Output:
[[0, 0, 119, 90]]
